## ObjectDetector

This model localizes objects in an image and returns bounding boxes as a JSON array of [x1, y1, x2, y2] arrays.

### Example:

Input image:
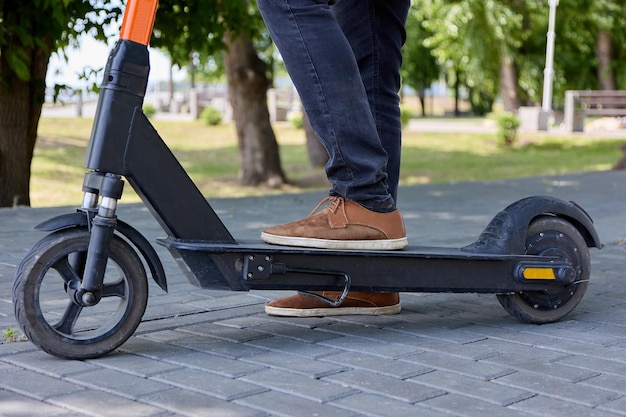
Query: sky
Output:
[[45, 0, 186, 89], [45, 35, 187, 90]]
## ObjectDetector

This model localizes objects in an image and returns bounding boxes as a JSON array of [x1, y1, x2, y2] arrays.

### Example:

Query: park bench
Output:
[[564, 90, 626, 132]]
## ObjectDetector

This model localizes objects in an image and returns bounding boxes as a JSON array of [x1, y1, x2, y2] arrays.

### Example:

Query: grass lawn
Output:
[[31, 116, 626, 207]]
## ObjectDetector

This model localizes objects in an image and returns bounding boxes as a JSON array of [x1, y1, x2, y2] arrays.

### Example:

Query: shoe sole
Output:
[[260, 233, 408, 250], [265, 303, 401, 317]]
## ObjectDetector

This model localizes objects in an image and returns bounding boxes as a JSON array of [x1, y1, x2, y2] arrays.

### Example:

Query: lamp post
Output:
[[539, 0, 559, 130]]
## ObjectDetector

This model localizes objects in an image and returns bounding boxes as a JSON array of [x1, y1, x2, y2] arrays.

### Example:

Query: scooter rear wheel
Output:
[[496, 216, 590, 324], [12, 228, 148, 359]]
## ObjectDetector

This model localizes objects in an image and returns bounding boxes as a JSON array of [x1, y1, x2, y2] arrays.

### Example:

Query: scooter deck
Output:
[[159, 238, 573, 294]]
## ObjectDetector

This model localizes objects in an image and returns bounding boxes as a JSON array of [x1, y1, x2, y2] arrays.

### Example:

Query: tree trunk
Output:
[[453, 70, 461, 116], [596, 30, 617, 90], [418, 87, 427, 117], [0, 45, 50, 207], [499, 53, 521, 112], [223, 32, 285, 187], [302, 111, 328, 168]]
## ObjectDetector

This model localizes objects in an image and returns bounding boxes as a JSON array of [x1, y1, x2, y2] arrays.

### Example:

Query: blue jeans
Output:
[[257, 0, 409, 212]]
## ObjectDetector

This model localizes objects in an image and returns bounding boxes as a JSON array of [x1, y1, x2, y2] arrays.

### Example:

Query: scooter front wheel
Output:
[[12, 228, 148, 359], [496, 216, 590, 324]]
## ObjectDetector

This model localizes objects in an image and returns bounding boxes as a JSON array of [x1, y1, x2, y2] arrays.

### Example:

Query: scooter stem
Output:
[[120, 0, 158, 46]]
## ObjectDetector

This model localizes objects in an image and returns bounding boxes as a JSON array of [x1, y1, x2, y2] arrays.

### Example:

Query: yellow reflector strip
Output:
[[523, 268, 556, 280]]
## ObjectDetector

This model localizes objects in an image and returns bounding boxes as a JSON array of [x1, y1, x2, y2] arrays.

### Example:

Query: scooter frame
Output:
[[13, 0, 602, 359]]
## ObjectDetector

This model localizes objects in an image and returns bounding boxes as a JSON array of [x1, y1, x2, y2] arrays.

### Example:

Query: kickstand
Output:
[[295, 270, 351, 307]]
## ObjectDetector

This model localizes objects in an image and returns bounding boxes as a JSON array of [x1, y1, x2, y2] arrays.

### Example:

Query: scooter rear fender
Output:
[[35, 212, 168, 292], [462, 195, 602, 255]]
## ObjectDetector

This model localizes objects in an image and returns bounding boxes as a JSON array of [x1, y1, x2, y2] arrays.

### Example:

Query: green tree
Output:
[[421, 0, 532, 113], [152, 0, 285, 186], [401, 6, 440, 117], [0, 0, 121, 207]]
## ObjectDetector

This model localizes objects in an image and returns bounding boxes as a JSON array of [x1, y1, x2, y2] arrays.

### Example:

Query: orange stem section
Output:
[[119, 0, 158, 45]]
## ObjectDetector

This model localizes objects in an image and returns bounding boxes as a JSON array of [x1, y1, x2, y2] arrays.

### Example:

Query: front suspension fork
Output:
[[74, 172, 124, 306]]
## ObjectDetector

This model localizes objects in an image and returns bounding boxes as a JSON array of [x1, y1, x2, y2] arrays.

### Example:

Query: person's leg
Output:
[[260, 0, 410, 316], [332, 0, 409, 203], [257, 0, 408, 251], [257, 0, 393, 211]]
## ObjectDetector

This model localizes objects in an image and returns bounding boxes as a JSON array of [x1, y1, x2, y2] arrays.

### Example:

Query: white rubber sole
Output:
[[265, 303, 401, 317], [260, 233, 408, 250]]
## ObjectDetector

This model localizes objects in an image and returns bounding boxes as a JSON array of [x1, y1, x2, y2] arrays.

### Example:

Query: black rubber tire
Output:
[[12, 228, 148, 359], [496, 216, 590, 324]]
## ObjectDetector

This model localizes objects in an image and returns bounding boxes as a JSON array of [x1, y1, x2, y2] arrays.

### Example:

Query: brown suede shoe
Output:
[[261, 196, 408, 250], [265, 291, 401, 317]]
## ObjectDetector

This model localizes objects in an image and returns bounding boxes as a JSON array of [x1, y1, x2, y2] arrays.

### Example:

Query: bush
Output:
[[400, 105, 412, 128], [201, 106, 222, 126], [493, 112, 520, 146], [143, 104, 157, 119], [287, 111, 303, 129]]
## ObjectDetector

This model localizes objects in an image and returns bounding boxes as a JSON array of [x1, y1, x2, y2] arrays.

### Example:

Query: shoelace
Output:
[[308, 196, 345, 217]]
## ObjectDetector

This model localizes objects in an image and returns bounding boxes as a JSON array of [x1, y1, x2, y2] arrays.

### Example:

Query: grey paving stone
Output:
[[329, 392, 452, 417], [177, 322, 269, 343], [318, 335, 421, 359], [245, 335, 339, 359], [241, 350, 347, 378], [482, 354, 600, 383], [466, 337, 569, 362], [401, 351, 516, 380], [247, 321, 343, 343], [577, 373, 626, 396], [49, 388, 166, 417], [2, 350, 100, 378], [85, 351, 181, 377], [0, 367, 86, 401], [240, 369, 358, 403], [409, 369, 534, 406], [555, 354, 626, 377], [142, 388, 265, 417], [493, 370, 621, 408], [213, 315, 274, 329], [408, 337, 501, 361], [510, 394, 625, 417], [316, 321, 423, 345], [388, 319, 489, 345], [0, 340, 37, 357], [150, 350, 267, 378], [185, 293, 266, 311], [0, 388, 88, 417], [152, 368, 267, 401], [422, 392, 537, 417], [172, 336, 268, 359], [234, 391, 357, 417], [65, 368, 172, 400], [322, 369, 446, 404], [597, 396, 626, 416], [320, 351, 434, 379]]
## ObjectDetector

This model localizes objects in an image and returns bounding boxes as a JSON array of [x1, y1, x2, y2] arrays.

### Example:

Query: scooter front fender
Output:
[[35, 212, 168, 292], [462, 195, 602, 255]]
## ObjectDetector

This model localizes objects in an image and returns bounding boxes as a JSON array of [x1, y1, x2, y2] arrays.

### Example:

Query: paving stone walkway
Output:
[[2, 171, 626, 416]]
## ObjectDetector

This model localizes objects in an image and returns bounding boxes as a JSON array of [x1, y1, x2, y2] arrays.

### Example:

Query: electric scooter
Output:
[[12, 0, 601, 360]]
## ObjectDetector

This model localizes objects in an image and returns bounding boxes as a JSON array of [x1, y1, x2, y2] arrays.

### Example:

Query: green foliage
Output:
[[200, 106, 222, 126], [416, 0, 626, 111], [152, 0, 259, 69], [492, 112, 520, 147], [2, 328, 25, 343], [401, 6, 440, 110], [400, 106, 412, 128], [287, 112, 303, 129], [143, 104, 157, 119], [0, 1, 122, 84]]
